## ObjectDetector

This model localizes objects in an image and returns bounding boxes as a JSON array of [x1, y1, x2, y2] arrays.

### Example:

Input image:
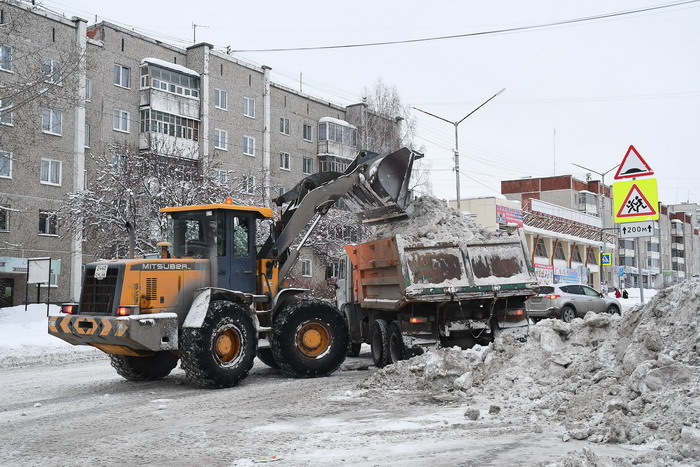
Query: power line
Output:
[[234, 0, 700, 53]]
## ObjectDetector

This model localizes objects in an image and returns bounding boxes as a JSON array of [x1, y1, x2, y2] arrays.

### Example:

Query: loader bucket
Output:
[[343, 148, 415, 222]]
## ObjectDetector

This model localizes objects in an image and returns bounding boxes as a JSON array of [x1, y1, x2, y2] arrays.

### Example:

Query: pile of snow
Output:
[[361, 279, 700, 465], [368, 195, 499, 244], [0, 305, 100, 368]]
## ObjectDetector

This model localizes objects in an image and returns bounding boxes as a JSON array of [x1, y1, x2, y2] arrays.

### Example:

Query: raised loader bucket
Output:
[[342, 148, 415, 222]]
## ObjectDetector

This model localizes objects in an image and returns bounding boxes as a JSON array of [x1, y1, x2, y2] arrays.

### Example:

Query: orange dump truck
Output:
[[336, 234, 538, 367]]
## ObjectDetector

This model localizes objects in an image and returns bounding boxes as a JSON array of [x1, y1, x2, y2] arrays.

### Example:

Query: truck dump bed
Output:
[[344, 235, 537, 310]]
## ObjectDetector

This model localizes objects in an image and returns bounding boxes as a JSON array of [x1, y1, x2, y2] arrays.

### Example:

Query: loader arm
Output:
[[258, 148, 415, 286]]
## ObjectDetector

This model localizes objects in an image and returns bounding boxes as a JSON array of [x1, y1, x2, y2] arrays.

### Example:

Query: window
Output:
[[85, 78, 91, 101], [582, 286, 600, 297], [303, 123, 313, 142], [215, 89, 228, 110], [554, 242, 566, 260], [279, 152, 290, 170], [0, 44, 11, 72], [41, 109, 62, 135], [534, 238, 548, 258], [112, 109, 130, 132], [114, 64, 130, 88], [112, 154, 126, 172], [40, 158, 62, 186], [243, 97, 255, 118], [318, 121, 357, 146], [0, 151, 11, 178], [302, 157, 313, 175], [144, 64, 199, 98], [301, 259, 312, 277], [0, 207, 9, 232], [243, 136, 255, 156], [325, 261, 340, 279], [242, 176, 255, 195], [42, 58, 61, 84], [214, 129, 228, 150], [84, 124, 90, 148], [0, 97, 11, 125], [213, 169, 228, 184], [39, 211, 58, 235], [280, 117, 290, 135], [139, 109, 199, 140], [572, 248, 582, 263], [233, 216, 250, 257]]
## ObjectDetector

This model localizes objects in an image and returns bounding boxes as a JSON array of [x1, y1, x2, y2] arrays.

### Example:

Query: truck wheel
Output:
[[271, 299, 349, 378], [371, 319, 391, 368], [256, 348, 280, 369], [388, 321, 407, 363], [109, 351, 179, 381], [180, 300, 256, 389], [347, 342, 362, 357]]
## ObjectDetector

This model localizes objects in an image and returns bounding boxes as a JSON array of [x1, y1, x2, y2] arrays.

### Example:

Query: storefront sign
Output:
[[534, 263, 553, 285], [495, 205, 524, 228]]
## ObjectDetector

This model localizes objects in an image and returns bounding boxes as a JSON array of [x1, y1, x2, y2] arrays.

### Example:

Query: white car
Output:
[[526, 283, 622, 323]]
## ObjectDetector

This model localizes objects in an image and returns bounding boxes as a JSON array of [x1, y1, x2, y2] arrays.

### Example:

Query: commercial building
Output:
[[0, 1, 399, 305]]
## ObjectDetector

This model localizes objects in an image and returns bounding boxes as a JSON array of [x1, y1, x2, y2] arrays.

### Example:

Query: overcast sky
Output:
[[42, 0, 700, 205]]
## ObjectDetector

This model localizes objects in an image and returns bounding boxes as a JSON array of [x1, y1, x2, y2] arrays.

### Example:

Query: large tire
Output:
[[388, 321, 407, 363], [347, 342, 362, 357], [110, 351, 179, 381], [180, 300, 256, 389], [371, 319, 391, 368], [561, 306, 576, 323], [256, 348, 280, 369], [271, 299, 349, 378]]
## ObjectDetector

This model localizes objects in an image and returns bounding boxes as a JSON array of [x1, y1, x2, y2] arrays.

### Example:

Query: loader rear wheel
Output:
[[256, 348, 280, 369], [371, 319, 391, 368], [180, 300, 256, 389], [388, 321, 407, 363], [271, 299, 348, 378], [109, 351, 179, 381]]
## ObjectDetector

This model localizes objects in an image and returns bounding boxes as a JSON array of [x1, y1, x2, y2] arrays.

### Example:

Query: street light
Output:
[[571, 162, 619, 289], [414, 88, 505, 211]]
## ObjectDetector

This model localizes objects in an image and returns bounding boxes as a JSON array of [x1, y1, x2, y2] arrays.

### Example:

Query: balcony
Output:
[[671, 242, 684, 251]]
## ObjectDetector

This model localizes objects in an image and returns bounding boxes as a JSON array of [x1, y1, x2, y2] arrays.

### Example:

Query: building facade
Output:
[[0, 1, 398, 305]]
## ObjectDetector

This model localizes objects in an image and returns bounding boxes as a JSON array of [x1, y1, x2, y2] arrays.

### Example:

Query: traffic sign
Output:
[[600, 252, 612, 266], [619, 221, 655, 238], [613, 178, 659, 223], [614, 145, 654, 180]]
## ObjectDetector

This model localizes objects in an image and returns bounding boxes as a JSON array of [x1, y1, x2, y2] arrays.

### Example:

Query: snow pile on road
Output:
[[361, 279, 700, 465], [368, 195, 497, 244]]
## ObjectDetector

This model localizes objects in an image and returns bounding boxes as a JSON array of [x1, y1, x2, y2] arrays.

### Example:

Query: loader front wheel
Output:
[[371, 319, 391, 368], [271, 299, 348, 378], [110, 351, 179, 381], [180, 300, 256, 389]]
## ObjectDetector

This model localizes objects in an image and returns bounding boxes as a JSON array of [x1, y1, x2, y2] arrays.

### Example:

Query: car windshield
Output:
[[167, 211, 219, 258]]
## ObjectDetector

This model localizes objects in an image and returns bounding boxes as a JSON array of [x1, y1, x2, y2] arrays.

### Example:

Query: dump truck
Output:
[[48, 148, 416, 388], [337, 232, 538, 367]]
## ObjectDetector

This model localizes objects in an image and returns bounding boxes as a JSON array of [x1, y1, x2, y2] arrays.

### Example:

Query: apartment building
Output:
[[0, 1, 399, 305]]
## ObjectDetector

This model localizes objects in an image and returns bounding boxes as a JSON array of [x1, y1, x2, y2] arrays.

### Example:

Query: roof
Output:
[[141, 57, 200, 77], [160, 203, 273, 218]]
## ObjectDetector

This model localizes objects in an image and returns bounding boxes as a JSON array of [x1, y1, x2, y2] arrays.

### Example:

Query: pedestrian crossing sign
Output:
[[613, 178, 659, 223], [600, 252, 612, 266]]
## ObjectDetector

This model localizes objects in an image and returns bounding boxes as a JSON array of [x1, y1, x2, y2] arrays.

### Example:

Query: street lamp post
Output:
[[414, 88, 505, 211], [571, 162, 619, 289]]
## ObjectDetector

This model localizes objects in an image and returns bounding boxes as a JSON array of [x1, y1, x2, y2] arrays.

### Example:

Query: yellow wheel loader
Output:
[[49, 148, 415, 388]]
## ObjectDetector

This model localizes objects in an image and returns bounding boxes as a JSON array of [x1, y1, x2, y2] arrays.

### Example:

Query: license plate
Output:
[[94, 264, 108, 280]]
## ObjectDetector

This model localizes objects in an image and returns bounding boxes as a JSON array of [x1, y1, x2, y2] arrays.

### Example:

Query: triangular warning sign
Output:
[[614, 145, 654, 180], [616, 183, 657, 218]]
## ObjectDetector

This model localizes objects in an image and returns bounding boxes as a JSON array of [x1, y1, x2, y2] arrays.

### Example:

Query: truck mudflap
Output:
[[48, 313, 179, 353]]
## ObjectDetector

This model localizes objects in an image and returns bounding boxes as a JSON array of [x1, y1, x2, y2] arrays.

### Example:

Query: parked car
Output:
[[526, 283, 621, 323]]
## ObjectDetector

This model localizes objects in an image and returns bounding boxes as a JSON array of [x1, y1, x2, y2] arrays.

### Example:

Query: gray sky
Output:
[[43, 0, 700, 205]]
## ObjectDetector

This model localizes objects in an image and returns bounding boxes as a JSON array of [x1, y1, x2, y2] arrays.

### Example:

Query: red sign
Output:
[[614, 145, 654, 180], [616, 183, 658, 218], [495, 204, 523, 227]]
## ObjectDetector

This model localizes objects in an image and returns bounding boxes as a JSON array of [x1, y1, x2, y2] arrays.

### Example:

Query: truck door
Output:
[[217, 212, 256, 293]]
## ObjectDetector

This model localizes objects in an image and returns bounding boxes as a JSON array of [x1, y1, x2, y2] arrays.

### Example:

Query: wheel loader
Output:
[[48, 148, 416, 388]]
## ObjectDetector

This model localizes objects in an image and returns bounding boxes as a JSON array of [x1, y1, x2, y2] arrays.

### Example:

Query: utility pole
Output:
[[572, 162, 619, 289], [414, 88, 505, 211]]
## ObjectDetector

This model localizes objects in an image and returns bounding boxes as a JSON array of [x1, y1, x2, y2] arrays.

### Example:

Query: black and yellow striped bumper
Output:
[[48, 314, 179, 354]]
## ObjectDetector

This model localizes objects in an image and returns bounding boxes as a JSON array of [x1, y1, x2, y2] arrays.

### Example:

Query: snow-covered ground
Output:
[[1, 281, 698, 466]]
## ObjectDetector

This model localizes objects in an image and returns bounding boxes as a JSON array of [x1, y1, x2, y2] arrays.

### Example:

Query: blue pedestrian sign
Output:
[[600, 253, 612, 266]]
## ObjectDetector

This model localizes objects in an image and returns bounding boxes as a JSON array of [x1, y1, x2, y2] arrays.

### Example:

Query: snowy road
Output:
[[0, 350, 638, 467]]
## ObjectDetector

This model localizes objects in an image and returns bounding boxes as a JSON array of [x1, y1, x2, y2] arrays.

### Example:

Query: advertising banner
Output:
[[495, 204, 524, 227], [534, 263, 554, 285]]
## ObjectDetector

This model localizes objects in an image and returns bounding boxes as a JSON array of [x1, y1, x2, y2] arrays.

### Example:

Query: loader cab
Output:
[[161, 201, 274, 293]]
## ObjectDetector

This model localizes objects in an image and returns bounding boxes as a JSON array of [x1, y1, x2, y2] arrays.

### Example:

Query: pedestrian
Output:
[[614, 288, 621, 299], [622, 289, 629, 299]]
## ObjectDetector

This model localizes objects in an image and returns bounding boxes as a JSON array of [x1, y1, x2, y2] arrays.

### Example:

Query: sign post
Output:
[[26, 257, 52, 315], [613, 145, 658, 304]]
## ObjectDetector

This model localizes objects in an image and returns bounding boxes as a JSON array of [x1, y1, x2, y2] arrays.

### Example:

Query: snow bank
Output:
[[0, 305, 100, 368], [360, 278, 700, 465]]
